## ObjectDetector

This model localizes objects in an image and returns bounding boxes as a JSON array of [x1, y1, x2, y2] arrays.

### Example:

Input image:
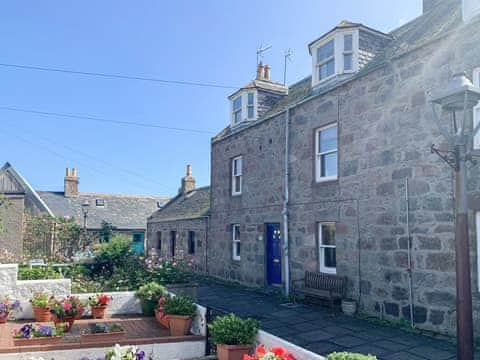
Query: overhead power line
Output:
[[0, 62, 237, 89], [0, 106, 216, 135]]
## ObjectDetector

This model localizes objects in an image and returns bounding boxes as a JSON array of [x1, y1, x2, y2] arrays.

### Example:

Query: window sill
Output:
[[231, 193, 242, 197], [314, 177, 338, 186], [320, 268, 337, 275]]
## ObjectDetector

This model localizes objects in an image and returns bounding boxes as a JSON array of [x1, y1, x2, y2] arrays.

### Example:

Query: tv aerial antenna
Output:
[[256, 44, 272, 65], [283, 48, 293, 85]]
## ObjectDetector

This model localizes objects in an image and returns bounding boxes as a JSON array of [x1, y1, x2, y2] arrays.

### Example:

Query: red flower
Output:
[[256, 345, 266, 356]]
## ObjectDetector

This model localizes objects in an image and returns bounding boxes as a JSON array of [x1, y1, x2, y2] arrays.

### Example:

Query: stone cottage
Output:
[[147, 165, 210, 272], [0, 162, 168, 257], [207, 0, 480, 336]]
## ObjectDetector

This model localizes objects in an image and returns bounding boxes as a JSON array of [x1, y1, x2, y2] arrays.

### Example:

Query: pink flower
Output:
[[63, 303, 72, 311]]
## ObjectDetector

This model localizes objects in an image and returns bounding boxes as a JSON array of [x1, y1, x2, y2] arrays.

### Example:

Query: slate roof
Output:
[[212, 0, 463, 143], [148, 186, 210, 222], [37, 191, 168, 230]]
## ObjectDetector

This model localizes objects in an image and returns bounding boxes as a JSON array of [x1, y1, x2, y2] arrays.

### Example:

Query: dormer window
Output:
[[310, 29, 359, 87], [230, 90, 257, 126]]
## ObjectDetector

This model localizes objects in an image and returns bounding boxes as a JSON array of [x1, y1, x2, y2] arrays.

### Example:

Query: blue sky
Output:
[[0, 1, 420, 196]]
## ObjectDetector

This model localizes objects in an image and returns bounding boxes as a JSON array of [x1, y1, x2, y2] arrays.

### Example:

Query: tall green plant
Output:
[[208, 314, 258, 345]]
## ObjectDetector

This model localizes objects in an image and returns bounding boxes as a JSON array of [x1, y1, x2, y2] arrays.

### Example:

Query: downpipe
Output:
[[283, 108, 291, 297]]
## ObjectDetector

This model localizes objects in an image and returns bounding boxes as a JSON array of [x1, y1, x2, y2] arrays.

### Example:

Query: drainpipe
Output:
[[282, 107, 291, 297], [405, 179, 414, 328]]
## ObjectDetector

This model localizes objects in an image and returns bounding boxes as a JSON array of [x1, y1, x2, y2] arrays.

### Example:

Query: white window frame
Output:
[[318, 223, 336, 274], [230, 90, 257, 126], [310, 29, 359, 87], [316, 39, 335, 83], [315, 123, 338, 183], [342, 34, 354, 73], [232, 224, 241, 261], [474, 68, 480, 150], [231, 156, 243, 196]]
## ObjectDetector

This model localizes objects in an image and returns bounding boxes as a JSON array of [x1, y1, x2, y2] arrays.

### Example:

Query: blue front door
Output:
[[266, 223, 282, 285], [132, 232, 144, 255]]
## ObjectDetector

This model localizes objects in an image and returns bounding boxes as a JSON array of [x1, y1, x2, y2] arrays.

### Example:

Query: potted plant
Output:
[[208, 314, 259, 360], [81, 323, 125, 343], [88, 294, 113, 319], [327, 352, 377, 360], [341, 298, 357, 316], [163, 295, 196, 336], [155, 295, 170, 328], [49, 296, 82, 331], [12, 323, 65, 346], [244, 345, 295, 360], [30, 292, 53, 322], [0, 297, 21, 324], [70, 296, 87, 319], [135, 282, 165, 316]]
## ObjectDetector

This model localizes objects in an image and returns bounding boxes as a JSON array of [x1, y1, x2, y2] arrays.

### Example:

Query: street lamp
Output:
[[431, 72, 480, 360], [81, 200, 89, 248]]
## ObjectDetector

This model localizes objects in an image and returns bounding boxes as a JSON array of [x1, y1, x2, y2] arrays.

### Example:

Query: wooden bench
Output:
[[292, 271, 346, 314]]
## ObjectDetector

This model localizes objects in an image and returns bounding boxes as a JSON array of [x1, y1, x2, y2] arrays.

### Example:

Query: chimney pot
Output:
[[180, 164, 195, 194], [256, 62, 265, 80], [264, 65, 271, 80], [186, 164, 192, 176], [64, 167, 79, 197]]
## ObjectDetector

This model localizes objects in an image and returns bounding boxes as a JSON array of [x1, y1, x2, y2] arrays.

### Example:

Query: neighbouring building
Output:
[[207, 0, 480, 337], [0, 162, 168, 256], [147, 165, 210, 272]]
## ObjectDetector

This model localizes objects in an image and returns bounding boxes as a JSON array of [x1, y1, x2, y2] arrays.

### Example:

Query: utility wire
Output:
[[0, 62, 238, 89], [0, 129, 171, 194], [0, 106, 216, 135], [2, 118, 176, 191]]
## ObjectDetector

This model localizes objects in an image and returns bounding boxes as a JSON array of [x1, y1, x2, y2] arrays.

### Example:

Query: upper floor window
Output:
[[315, 124, 338, 182], [474, 68, 480, 149], [318, 223, 336, 274], [230, 91, 257, 126], [311, 30, 358, 87], [232, 156, 243, 196]]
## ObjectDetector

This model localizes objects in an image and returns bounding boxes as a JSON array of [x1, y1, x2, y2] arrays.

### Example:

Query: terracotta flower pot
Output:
[[33, 306, 51, 322], [91, 305, 107, 319], [155, 310, 169, 328], [0, 312, 8, 324], [53, 315, 75, 332], [140, 300, 157, 316], [167, 315, 192, 336], [216, 344, 252, 360]]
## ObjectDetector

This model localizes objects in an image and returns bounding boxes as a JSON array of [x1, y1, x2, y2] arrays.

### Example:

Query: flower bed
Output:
[[80, 323, 125, 343], [12, 323, 64, 346]]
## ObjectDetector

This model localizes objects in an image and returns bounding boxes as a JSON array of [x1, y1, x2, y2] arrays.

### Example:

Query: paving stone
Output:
[[279, 315, 311, 325], [297, 329, 336, 342], [304, 341, 344, 355], [291, 322, 322, 332], [330, 335, 366, 348], [348, 344, 390, 357], [374, 339, 410, 352], [407, 345, 455, 360], [381, 352, 428, 360], [321, 325, 353, 336]]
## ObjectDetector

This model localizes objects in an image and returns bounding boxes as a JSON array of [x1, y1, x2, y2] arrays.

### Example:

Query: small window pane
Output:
[[344, 53, 353, 71], [248, 93, 254, 105], [233, 97, 242, 110], [319, 59, 335, 80], [234, 111, 242, 123], [321, 224, 336, 246], [248, 106, 254, 118], [321, 152, 337, 177], [324, 248, 336, 268], [234, 177, 241, 193], [235, 242, 241, 256], [234, 225, 240, 241], [344, 34, 353, 51], [157, 231, 162, 250], [319, 126, 337, 152], [317, 40, 334, 62]]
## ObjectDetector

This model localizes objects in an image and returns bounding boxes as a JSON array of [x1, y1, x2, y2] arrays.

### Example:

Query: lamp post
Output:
[[431, 72, 480, 360], [81, 200, 89, 249]]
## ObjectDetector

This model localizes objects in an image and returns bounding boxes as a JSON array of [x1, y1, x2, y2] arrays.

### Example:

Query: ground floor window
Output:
[[318, 223, 336, 274], [188, 231, 195, 255], [232, 224, 241, 261], [170, 230, 176, 257], [156, 231, 162, 251]]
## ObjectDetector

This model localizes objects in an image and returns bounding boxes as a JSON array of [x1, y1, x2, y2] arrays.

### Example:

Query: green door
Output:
[[132, 232, 144, 255]]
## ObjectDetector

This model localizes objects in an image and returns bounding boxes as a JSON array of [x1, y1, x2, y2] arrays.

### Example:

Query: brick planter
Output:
[[13, 336, 62, 346]]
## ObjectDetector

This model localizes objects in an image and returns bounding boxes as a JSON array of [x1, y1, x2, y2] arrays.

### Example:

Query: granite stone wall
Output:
[[146, 218, 208, 273], [209, 17, 480, 336], [0, 195, 24, 258]]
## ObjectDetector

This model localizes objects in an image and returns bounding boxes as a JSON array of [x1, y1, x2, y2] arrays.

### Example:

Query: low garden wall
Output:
[[256, 330, 325, 360]]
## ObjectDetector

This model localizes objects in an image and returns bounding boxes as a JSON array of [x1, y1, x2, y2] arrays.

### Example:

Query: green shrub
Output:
[[163, 295, 197, 317], [208, 314, 258, 345], [30, 292, 52, 307], [135, 282, 166, 302], [92, 235, 137, 275], [327, 352, 377, 360], [18, 265, 62, 280]]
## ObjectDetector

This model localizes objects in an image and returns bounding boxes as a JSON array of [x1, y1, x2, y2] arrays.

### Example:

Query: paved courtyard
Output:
[[196, 280, 480, 360]]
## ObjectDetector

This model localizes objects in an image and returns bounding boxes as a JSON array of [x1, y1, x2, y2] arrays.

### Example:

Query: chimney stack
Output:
[[180, 164, 195, 194], [256, 62, 265, 80], [64, 167, 79, 197]]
